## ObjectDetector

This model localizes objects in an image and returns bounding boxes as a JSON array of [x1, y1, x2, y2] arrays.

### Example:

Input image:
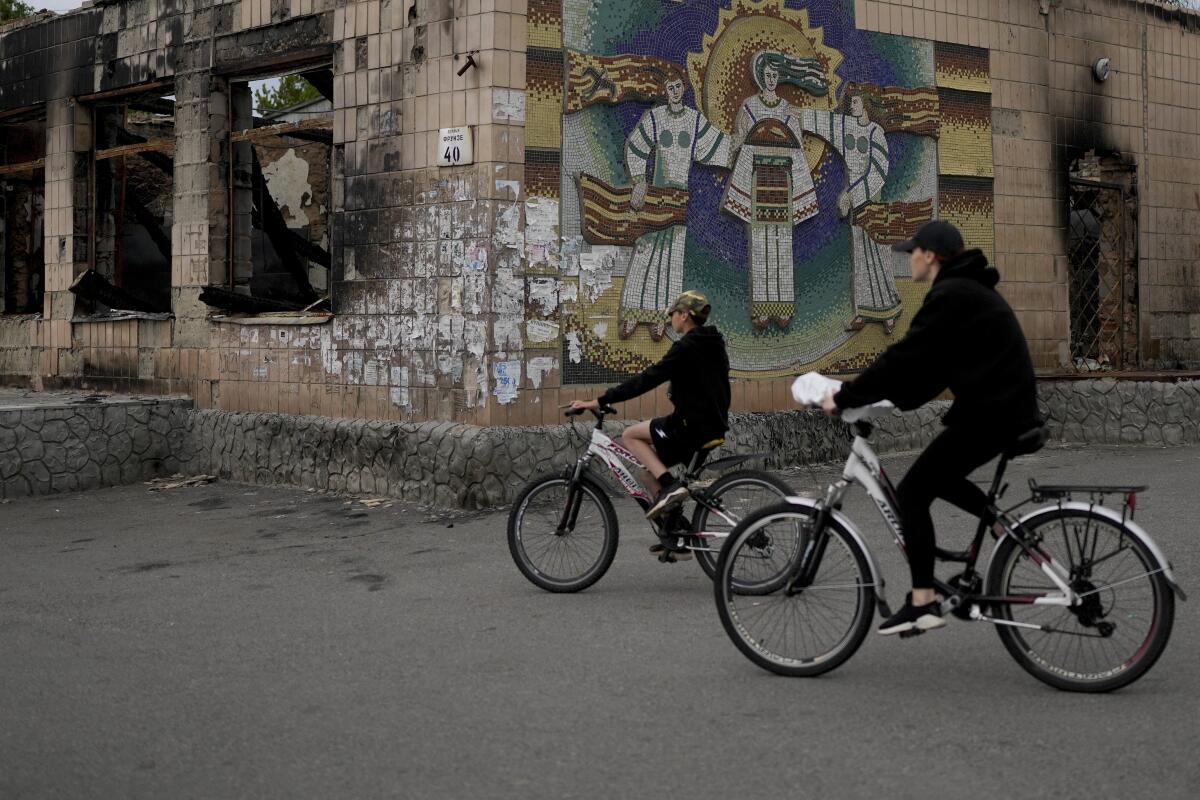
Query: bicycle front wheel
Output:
[[715, 502, 876, 677], [986, 508, 1175, 692], [507, 474, 619, 593], [691, 469, 795, 587]]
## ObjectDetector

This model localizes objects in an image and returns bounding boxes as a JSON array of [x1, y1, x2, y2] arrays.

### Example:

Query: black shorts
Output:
[[649, 416, 703, 469]]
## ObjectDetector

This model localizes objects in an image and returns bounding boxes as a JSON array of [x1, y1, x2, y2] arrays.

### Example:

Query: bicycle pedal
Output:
[[657, 551, 678, 564], [898, 629, 926, 639]]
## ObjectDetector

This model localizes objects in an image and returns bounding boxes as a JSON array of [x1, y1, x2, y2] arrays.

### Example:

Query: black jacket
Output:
[[835, 249, 1039, 433], [600, 325, 731, 441]]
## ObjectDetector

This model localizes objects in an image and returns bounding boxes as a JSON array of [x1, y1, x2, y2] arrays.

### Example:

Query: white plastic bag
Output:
[[790, 372, 894, 423]]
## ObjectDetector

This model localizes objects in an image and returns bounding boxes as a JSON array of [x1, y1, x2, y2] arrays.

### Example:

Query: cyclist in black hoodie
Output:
[[821, 220, 1040, 636], [571, 290, 731, 529]]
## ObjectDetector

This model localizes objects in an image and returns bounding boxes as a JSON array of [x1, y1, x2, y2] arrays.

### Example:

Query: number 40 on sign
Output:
[[437, 127, 474, 167]]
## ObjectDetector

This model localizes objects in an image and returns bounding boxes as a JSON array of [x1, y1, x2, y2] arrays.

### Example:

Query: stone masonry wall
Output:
[[190, 378, 1200, 508], [4, 379, 1199, 506], [188, 404, 944, 509], [0, 398, 197, 500], [1038, 378, 1200, 446]]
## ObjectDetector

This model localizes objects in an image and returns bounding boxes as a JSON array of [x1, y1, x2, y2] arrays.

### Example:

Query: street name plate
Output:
[[437, 127, 474, 167]]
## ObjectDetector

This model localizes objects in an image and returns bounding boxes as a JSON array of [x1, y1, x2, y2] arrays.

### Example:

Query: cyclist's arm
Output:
[[598, 341, 686, 406], [835, 291, 956, 411]]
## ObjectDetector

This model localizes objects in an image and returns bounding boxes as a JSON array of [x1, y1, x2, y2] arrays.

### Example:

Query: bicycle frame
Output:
[[797, 426, 1082, 615], [563, 424, 744, 549], [578, 427, 653, 506]]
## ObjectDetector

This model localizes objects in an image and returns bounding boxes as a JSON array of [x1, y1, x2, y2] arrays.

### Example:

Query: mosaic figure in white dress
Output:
[[722, 51, 828, 330], [798, 92, 902, 333], [620, 71, 730, 340]]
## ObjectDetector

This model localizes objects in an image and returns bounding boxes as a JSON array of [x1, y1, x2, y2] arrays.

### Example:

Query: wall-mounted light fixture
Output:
[[1092, 57, 1112, 83]]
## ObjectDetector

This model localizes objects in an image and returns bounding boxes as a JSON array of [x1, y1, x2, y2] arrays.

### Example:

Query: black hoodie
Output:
[[834, 249, 1039, 433], [600, 325, 731, 441]]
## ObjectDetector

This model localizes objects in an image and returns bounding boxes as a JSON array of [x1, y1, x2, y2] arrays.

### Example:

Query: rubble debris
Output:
[[146, 474, 217, 491], [357, 497, 394, 509]]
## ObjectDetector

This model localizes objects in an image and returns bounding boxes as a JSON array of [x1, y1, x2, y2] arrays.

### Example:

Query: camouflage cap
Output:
[[669, 290, 711, 324]]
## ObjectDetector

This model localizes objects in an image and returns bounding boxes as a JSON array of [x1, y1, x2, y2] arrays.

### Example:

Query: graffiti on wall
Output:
[[525, 0, 994, 380]]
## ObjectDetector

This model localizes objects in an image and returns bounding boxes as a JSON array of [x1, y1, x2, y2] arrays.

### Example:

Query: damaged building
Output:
[[0, 0, 1199, 427]]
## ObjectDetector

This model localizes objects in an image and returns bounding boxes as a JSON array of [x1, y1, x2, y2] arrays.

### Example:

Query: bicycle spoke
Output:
[[725, 516, 867, 667], [999, 512, 1165, 685], [515, 482, 609, 583]]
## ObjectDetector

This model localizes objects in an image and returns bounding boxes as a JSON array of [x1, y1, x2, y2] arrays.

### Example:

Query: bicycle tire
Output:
[[507, 473, 619, 593], [715, 501, 876, 677], [985, 508, 1175, 692], [692, 469, 794, 585]]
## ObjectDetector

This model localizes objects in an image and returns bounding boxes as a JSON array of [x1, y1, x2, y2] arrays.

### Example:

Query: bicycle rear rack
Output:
[[1028, 479, 1146, 521]]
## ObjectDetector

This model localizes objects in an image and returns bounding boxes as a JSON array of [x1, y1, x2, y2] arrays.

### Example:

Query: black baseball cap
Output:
[[892, 220, 964, 258]]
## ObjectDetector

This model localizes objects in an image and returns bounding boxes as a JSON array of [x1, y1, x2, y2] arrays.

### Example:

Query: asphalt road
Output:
[[2, 443, 1198, 799]]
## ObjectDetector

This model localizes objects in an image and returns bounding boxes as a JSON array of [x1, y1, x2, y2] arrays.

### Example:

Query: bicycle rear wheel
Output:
[[691, 469, 794, 587], [986, 508, 1175, 692], [715, 502, 875, 677], [507, 474, 619, 593]]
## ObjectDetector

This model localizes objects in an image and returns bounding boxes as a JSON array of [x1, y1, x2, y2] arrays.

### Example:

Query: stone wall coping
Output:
[[0, 393, 194, 413]]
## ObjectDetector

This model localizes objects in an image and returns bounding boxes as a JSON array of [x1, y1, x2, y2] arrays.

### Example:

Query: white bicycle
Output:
[[507, 405, 795, 592], [714, 374, 1185, 692]]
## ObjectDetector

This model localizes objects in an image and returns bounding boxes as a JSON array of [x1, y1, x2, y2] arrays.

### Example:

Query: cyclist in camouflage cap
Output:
[[572, 290, 732, 555]]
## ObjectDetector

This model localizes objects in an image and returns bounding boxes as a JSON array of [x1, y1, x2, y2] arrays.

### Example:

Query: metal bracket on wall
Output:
[[456, 52, 478, 77]]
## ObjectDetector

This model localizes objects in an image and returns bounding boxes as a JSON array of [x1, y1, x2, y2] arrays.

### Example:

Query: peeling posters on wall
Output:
[[524, 197, 559, 270], [528, 356, 558, 389], [578, 246, 620, 302], [526, 319, 560, 344], [493, 360, 521, 404]]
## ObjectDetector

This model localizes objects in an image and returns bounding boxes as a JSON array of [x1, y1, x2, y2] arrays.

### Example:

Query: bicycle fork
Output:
[[555, 461, 589, 536]]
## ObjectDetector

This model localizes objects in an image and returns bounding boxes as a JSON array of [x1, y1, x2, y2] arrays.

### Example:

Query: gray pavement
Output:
[[1, 443, 1198, 799]]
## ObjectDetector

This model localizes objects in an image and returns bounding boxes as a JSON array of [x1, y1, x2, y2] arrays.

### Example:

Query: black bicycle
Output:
[[507, 405, 796, 592], [714, 414, 1185, 692]]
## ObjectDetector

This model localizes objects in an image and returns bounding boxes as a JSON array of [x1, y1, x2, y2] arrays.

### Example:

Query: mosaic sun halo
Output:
[[688, 0, 844, 172]]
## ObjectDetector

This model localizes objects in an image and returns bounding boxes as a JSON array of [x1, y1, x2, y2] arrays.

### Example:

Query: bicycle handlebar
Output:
[[561, 404, 618, 419]]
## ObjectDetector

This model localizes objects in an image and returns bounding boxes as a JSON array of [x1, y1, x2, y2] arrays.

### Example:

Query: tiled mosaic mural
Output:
[[525, 0, 994, 380]]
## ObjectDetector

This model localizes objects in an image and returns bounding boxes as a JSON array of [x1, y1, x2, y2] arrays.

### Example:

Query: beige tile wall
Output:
[[7, 0, 1200, 417], [235, 0, 337, 32], [211, 0, 538, 423], [858, 0, 1200, 369]]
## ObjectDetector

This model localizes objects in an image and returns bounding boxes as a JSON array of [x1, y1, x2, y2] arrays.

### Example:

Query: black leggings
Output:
[[895, 426, 1009, 588]]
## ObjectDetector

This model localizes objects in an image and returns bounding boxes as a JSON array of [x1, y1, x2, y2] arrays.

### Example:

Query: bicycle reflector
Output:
[[1126, 491, 1138, 511]]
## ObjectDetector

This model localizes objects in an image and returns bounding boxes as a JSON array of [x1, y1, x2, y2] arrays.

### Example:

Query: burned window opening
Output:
[[0, 112, 47, 316], [82, 89, 176, 315], [212, 67, 333, 316], [1066, 154, 1139, 372]]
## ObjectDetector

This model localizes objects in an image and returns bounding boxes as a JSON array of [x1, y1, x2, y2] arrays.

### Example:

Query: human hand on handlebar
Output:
[[819, 393, 839, 417], [570, 399, 600, 412]]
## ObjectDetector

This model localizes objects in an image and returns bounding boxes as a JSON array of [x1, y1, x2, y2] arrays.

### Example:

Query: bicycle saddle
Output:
[[1004, 426, 1049, 458]]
